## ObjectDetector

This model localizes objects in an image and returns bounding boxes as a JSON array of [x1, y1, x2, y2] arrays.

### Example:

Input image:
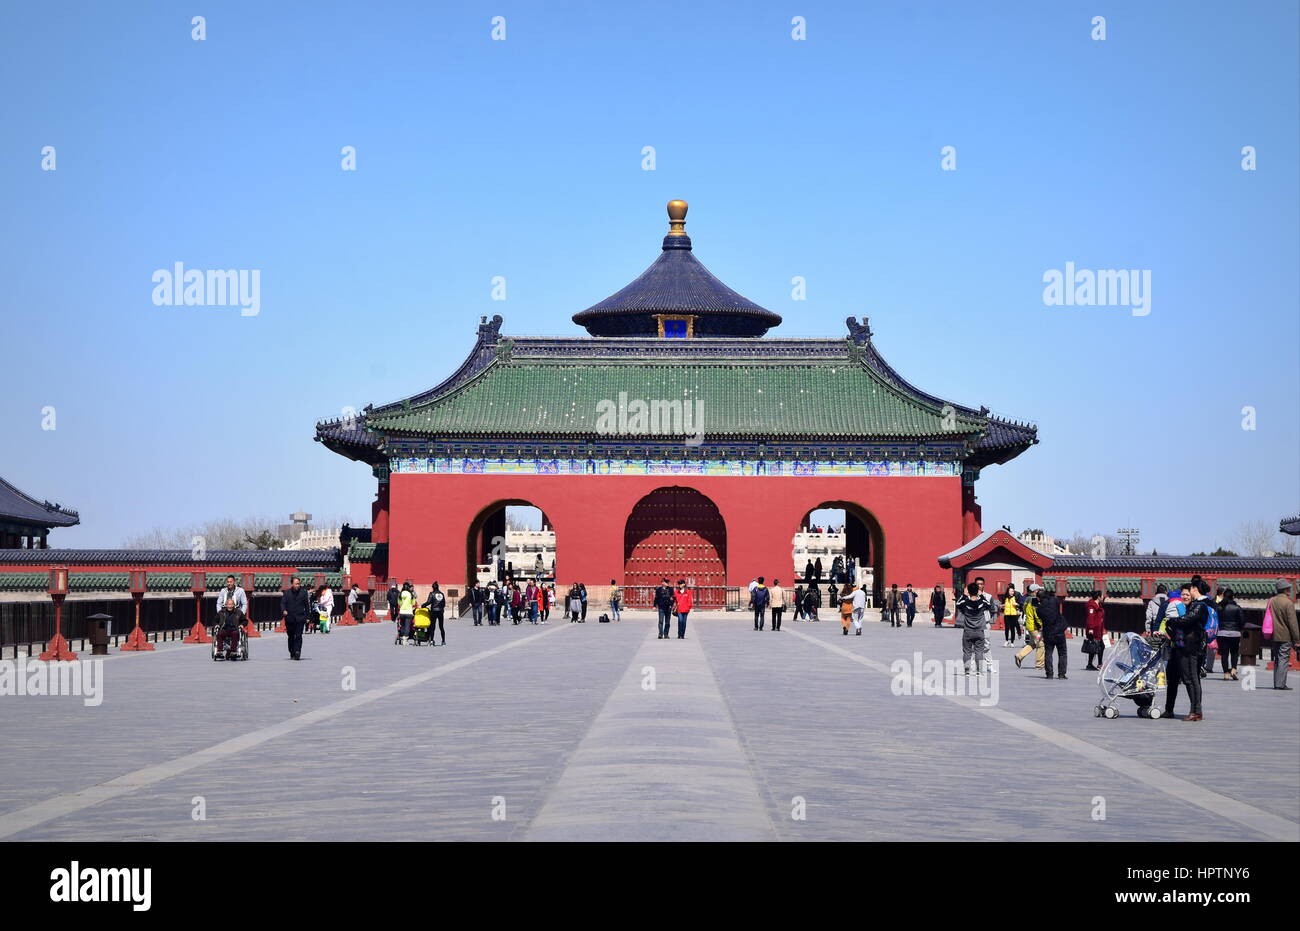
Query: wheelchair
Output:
[[211, 623, 250, 661]]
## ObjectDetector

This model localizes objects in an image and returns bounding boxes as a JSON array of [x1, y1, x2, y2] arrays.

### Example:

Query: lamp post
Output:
[[183, 571, 212, 643], [363, 574, 379, 623], [121, 569, 155, 651], [242, 571, 261, 638], [39, 566, 77, 662]]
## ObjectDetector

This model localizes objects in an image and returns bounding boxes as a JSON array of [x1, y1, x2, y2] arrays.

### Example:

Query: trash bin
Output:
[[87, 613, 112, 656]]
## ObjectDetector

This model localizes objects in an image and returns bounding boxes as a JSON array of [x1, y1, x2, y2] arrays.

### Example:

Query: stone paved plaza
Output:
[[2, 614, 1297, 842]]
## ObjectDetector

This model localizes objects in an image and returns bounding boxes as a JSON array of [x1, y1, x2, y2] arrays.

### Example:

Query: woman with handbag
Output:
[[1083, 591, 1106, 670]]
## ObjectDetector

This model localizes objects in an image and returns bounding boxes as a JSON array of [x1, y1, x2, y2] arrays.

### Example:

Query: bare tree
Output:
[[122, 516, 285, 551], [1063, 531, 1125, 558], [1233, 519, 1297, 557]]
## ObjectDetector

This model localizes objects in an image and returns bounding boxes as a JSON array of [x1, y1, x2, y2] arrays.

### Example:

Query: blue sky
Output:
[[1, 0, 1296, 553]]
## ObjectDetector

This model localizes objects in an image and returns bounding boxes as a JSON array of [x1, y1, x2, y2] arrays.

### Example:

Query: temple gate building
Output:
[[315, 201, 1038, 606]]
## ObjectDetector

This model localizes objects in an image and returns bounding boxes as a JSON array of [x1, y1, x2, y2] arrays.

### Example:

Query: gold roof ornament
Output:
[[666, 199, 688, 236]]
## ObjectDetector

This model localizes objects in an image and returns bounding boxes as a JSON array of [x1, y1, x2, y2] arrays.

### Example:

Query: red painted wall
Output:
[[387, 473, 964, 592]]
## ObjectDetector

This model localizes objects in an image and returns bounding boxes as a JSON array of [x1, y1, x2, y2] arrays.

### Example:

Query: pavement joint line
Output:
[[691, 622, 782, 839], [0, 622, 574, 841], [786, 627, 1300, 843], [522, 623, 777, 841]]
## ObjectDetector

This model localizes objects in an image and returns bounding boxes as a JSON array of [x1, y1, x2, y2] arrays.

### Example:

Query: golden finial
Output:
[[666, 199, 688, 236]]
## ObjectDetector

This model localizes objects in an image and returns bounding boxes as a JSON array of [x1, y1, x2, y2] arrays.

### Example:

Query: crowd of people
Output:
[[244, 570, 1299, 716]]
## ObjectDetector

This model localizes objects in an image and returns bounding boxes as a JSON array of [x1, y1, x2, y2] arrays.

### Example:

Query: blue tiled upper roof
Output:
[[573, 239, 782, 326]]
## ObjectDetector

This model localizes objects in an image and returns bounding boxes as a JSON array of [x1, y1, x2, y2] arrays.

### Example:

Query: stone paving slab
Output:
[[3, 610, 1296, 841], [525, 623, 774, 841], [698, 617, 1300, 841]]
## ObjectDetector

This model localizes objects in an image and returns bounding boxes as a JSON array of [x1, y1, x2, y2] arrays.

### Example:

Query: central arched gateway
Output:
[[624, 486, 726, 608]]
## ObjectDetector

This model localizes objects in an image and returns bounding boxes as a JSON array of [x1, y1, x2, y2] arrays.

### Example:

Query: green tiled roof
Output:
[[1042, 576, 1284, 599], [0, 572, 48, 592], [348, 541, 378, 560], [366, 360, 989, 438], [69, 572, 129, 592]]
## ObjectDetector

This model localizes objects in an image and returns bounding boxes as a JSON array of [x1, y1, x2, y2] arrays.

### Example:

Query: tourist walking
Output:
[[674, 580, 693, 639], [1015, 584, 1045, 669], [525, 580, 539, 624], [568, 584, 583, 623], [1145, 583, 1169, 633], [929, 584, 946, 627], [1083, 591, 1106, 670], [955, 583, 989, 675], [850, 582, 866, 635], [346, 583, 363, 623], [395, 582, 416, 644], [886, 584, 901, 627], [839, 586, 854, 635], [803, 584, 820, 621], [655, 577, 674, 638], [1002, 583, 1023, 646], [793, 583, 805, 621], [769, 579, 785, 631], [609, 580, 622, 622], [752, 577, 770, 630], [423, 582, 446, 644], [218, 575, 249, 619], [1037, 587, 1067, 679], [280, 575, 309, 660], [579, 583, 588, 622], [1215, 587, 1242, 679], [468, 581, 483, 626], [1267, 579, 1298, 690], [317, 583, 334, 626], [902, 584, 917, 627], [386, 581, 400, 624]]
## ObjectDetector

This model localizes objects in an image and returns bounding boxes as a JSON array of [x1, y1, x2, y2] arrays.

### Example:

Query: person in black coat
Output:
[[1216, 588, 1243, 679], [386, 582, 399, 622], [422, 582, 447, 645], [1037, 591, 1067, 679], [654, 577, 674, 639], [929, 585, 947, 627], [280, 576, 311, 660]]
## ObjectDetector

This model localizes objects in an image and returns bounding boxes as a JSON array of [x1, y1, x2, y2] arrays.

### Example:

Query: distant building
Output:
[[280, 512, 342, 551], [0, 476, 79, 549], [1017, 529, 1072, 556]]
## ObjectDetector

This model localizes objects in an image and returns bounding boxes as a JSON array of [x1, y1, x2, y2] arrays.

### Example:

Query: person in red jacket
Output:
[[673, 580, 694, 639], [1084, 592, 1107, 670]]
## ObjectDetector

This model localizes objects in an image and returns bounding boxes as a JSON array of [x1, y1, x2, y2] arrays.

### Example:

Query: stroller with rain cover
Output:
[[1095, 632, 1168, 719]]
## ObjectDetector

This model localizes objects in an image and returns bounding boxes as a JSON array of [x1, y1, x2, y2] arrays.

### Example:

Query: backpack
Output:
[[598, 613, 610, 623], [1203, 603, 1219, 640]]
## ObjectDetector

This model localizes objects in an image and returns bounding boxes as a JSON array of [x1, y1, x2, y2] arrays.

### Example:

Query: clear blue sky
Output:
[[2, 0, 1296, 553]]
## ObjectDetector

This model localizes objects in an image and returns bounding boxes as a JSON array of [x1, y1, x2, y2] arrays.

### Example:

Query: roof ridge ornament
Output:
[[477, 314, 503, 344], [845, 316, 872, 345], [662, 199, 692, 251]]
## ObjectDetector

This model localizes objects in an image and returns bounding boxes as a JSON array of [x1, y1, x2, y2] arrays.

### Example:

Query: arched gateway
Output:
[[315, 200, 1037, 603], [624, 487, 726, 607]]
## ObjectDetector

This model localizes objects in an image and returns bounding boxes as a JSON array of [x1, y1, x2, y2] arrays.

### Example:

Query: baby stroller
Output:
[[412, 607, 436, 646], [1094, 632, 1168, 719]]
